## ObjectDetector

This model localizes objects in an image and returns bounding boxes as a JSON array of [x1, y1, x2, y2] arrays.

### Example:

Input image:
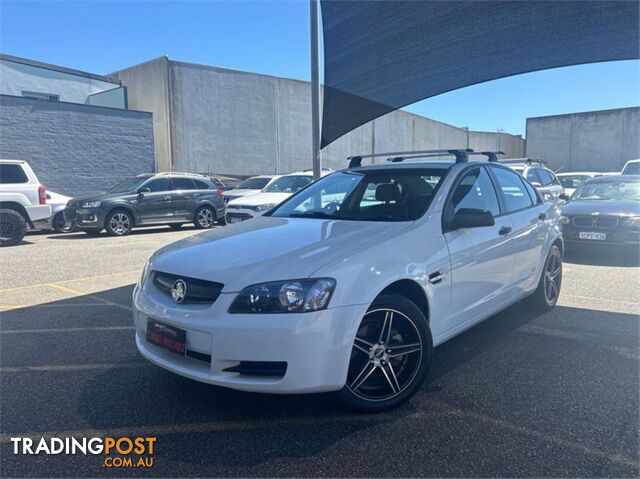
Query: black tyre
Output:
[[339, 293, 433, 413], [0, 208, 27, 247], [528, 244, 563, 311], [169, 224, 183, 230], [83, 229, 102, 236], [194, 205, 216, 229], [105, 209, 133, 236], [52, 212, 72, 233]]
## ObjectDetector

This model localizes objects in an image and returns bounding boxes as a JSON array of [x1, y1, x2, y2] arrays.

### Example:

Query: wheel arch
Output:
[[0, 202, 33, 227], [194, 201, 218, 220], [376, 279, 430, 324], [104, 204, 136, 227]]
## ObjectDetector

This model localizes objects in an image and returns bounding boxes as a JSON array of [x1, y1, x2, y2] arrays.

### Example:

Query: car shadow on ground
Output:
[[564, 246, 640, 267], [41, 224, 207, 240], [2, 285, 638, 474]]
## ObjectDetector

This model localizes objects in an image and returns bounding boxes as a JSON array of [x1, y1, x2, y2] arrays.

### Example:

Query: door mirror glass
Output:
[[453, 208, 495, 229], [138, 187, 151, 195]]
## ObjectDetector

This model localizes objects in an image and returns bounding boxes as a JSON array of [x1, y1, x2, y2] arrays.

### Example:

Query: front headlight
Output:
[[622, 216, 640, 227], [254, 203, 276, 212], [137, 258, 153, 291], [81, 200, 101, 208], [229, 278, 336, 313]]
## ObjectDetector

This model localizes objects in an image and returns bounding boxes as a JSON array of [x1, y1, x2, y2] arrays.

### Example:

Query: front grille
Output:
[[226, 212, 253, 221], [223, 361, 287, 377], [152, 271, 223, 304], [572, 215, 619, 229]]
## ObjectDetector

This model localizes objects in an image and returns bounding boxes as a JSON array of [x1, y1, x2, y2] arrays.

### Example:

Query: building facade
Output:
[[526, 107, 640, 172], [0, 54, 155, 196], [112, 56, 525, 175]]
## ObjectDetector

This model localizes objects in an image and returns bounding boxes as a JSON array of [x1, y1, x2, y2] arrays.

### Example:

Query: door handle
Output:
[[538, 213, 547, 221], [428, 271, 445, 284], [499, 226, 512, 236]]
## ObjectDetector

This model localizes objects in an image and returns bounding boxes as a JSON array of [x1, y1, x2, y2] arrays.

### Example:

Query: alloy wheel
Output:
[[544, 249, 562, 304], [197, 208, 214, 228], [109, 212, 131, 235], [347, 308, 423, 402]]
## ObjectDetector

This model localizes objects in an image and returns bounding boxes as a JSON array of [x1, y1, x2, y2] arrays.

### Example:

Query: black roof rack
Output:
[[347, 149, 473, 168], [347, 149, 505, 168]]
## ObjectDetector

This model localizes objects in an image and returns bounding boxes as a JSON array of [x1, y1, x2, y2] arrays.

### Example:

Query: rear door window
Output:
[[0, 164, 28, 184], [492, 167, 535, 212]]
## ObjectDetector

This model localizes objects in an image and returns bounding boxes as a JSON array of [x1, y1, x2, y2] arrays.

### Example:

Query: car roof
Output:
[[624, 159, 640, 164], [0, 159, 26, 164], [584, 174, 640, 183]]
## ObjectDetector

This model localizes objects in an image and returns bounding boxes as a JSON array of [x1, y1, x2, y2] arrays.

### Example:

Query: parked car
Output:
[[64, 172, 225, 236], [33, 191, 73, 233], [560, 175, 640, 250], [0, 159, 51, 246], [501, 158, 565, 201], [621, 159, 640, 175], [225, 170, 330, 223], [134, 149, 563, 412], [557, 172, 602, 197], [223, 175, 280, 203]]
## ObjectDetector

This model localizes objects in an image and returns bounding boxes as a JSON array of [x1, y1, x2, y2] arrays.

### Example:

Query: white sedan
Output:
[[133, 151, 563, 412]]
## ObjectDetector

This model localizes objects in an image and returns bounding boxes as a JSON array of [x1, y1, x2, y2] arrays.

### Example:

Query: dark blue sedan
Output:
[[560, 175, 640, 249]]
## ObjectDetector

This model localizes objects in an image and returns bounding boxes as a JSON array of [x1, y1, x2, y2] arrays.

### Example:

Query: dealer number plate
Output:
[[578, 231, 607, 241], [146, 319, 186, 356]]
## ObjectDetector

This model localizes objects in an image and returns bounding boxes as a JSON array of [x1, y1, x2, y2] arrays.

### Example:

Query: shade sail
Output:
[[320, 0, 640, 148]]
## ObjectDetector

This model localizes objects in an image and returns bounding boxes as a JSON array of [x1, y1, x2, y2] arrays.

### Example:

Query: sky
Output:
[[1, 0, 638, 136]]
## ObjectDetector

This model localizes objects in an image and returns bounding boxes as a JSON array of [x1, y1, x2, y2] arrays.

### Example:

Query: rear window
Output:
[[623, 162, 640, 175], [0, 164, 28, 184], [193, 179, 211, 190]]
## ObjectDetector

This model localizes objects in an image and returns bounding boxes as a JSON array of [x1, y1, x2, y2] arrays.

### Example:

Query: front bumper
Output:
[[64, 206, 105, 229], [133, 283, 365, 394]]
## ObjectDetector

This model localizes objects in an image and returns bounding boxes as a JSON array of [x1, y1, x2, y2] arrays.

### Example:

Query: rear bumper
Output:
[[133, 283, 365, 394], [25, 205, 51, 222]]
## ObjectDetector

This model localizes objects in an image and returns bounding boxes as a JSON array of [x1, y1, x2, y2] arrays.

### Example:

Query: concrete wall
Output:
[[111, 57, 171, 172], [468, 131, 525, 158], [0, 95, 154, 196], [526, 107, 640, 172], [0, 57, 124, 106], [112, 58, 526, 176]]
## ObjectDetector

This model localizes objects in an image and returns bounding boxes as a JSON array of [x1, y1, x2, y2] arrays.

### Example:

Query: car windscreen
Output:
[[572, 180, 640, 201], [623, 163, 640, 175], [269, 169, 446, 221], [108, 177, 149, 193], [559, 175, 590, 189], [237, 177, 271, 190], [264, 175, 312, 193]]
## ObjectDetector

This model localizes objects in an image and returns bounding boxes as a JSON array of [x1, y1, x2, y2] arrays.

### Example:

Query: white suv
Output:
[[133, 149, 562, 412], [0, 160, 52, 246], [225, 169, 332, 223]]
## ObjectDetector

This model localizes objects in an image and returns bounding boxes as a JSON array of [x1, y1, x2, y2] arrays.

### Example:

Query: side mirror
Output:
[[452, 208, 495, 229], [138, 187, 151, 196], [559, 193, 570, 201], [531, 182, 542, 188]]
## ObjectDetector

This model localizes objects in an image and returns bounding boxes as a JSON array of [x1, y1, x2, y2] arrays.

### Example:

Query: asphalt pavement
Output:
[[0, 226, 638, 477]]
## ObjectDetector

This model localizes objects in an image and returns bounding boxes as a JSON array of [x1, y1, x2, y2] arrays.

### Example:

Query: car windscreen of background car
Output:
[[264, 175, 311, 193], [237, 177, 270, 189], [108, 177, 148, 193], [559, 175, 590, 189], [270, 169, 445, 221], [573, 180, 640, 201]]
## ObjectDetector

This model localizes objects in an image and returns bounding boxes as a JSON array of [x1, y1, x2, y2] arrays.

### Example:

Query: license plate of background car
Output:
[[579, 231, 607, 241], [146, 319, 186, 356]]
